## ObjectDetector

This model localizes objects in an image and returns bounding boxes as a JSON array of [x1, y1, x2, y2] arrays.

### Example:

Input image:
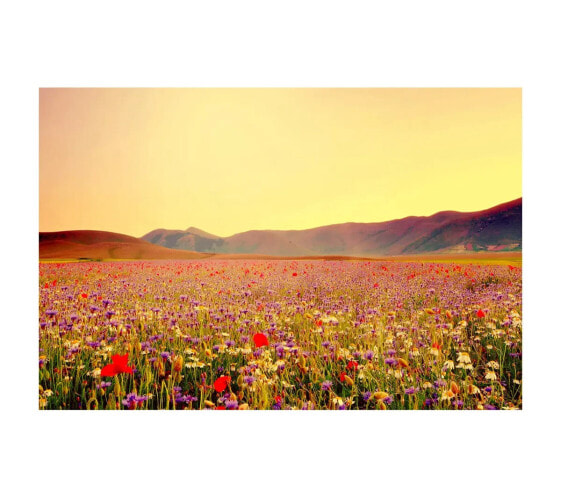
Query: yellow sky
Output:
[[39, 88, 521, 238]]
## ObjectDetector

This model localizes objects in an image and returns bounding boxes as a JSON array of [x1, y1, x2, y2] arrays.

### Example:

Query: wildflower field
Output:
[[38, 259, 522, 410]]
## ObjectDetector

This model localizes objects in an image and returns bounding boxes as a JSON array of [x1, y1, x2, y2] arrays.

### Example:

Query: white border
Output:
[[2, 1, 560, 497]]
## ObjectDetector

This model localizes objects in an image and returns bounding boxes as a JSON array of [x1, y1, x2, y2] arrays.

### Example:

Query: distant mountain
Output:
[[142, 227, 225, 252], [141, 198, 521, 256], [39, 230, 212, 260]]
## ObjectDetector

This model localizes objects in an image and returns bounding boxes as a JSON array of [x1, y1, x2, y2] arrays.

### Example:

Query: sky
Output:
[[39, 88, 521, 238]]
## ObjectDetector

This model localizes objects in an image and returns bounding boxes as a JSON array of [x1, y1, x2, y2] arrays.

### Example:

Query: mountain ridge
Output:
[[141, 198, 522, 256]]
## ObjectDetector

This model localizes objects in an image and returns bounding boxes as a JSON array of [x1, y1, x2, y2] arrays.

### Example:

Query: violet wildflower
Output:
[[244, 375, 256, 386]]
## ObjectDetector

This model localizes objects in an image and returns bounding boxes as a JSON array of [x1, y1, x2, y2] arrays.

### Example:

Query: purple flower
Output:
[[484, 404, 497, 410], [225, 400, 239, 409], [363, 391, 372, 402], [321, 381, 333, 391], [404, 387, 419, 395], [244, 375, 256, 385], [122, 393, 148, 407]]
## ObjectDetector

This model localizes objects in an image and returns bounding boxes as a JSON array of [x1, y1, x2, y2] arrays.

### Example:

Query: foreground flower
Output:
[[101, 354, 134, 377], [373, 391, 389, 400], [477, 309, 486, 318], [253, 333, 269, 347], [213, 375, 231, 393], [122, 392, 148, 409]]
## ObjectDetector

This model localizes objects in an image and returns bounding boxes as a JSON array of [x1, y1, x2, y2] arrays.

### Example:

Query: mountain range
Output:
[[40, 198, 521, 260], [142, 198, 522, 257]]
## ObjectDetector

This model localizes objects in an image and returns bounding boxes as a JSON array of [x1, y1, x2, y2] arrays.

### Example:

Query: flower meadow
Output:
[[38, 260, 522, 410]]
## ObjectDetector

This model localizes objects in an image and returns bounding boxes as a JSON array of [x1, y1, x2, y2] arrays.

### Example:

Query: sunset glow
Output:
[[39, 88, 521, 237]]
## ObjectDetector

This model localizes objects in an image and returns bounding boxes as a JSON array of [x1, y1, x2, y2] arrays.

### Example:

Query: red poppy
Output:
[[292, 272, 298, 277], [213, 375, 231, 393], [432, 342, 442, 351], [347, 360, 359, 371], [101, 354, 134, 377], [81, 293, 88, 299], [477, 309, 486, 318], [253, 333, 269, 347], [274, 395, 282, 404], [339, 371, 347, 382], [215, 406, 226, 410]]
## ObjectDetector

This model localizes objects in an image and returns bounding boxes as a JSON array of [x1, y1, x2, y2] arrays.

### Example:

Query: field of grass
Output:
[[39, 259, 522, 410]]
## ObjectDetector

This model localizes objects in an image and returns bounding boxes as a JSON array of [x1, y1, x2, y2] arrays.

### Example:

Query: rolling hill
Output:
[[39, 230, 213, 260], [142, 198, 522, 256]]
